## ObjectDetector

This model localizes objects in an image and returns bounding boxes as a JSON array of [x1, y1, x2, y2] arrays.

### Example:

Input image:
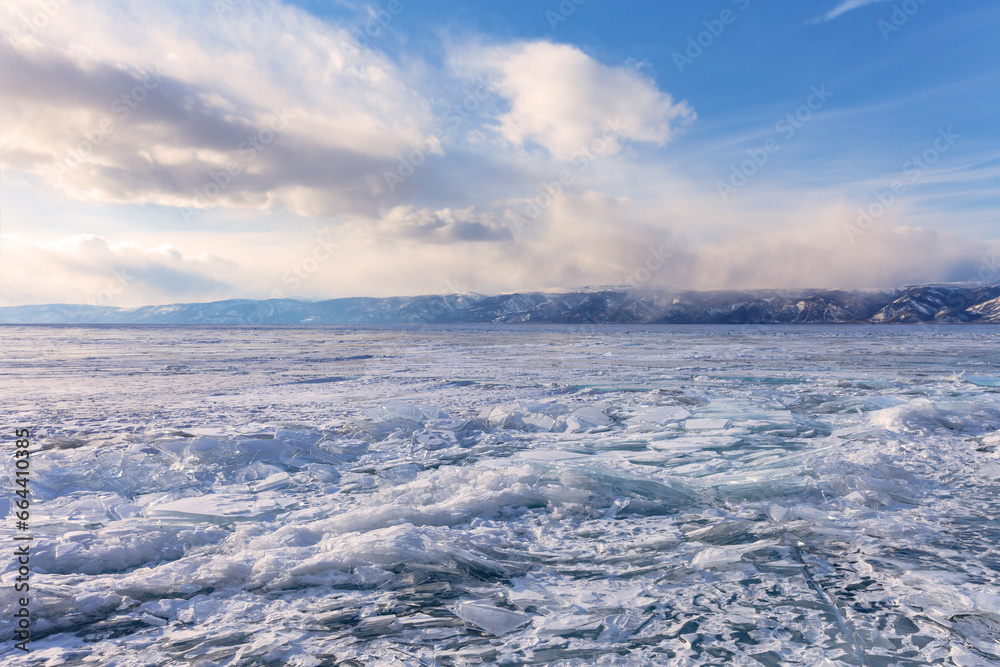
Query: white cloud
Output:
[[1, 189, 995, 307], [0, 234, 241, 306], [469, 42, 694, 160], [807, 0, 890, 25], [0, 1, 992, 307], [349, 206, 513, 245], [307, 190, 997, 298], [0, 2, 696, 229], [0, 0, 435, 217]]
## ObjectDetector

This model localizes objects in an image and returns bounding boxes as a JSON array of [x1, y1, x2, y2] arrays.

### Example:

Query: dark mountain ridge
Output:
[[2, 283, 999, 325]]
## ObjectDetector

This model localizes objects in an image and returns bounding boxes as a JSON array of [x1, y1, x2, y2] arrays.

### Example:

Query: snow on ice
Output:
[[1, 325, 999, 664]]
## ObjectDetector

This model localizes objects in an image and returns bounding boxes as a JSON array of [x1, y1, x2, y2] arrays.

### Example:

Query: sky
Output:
[[0, 0, 998, 307]]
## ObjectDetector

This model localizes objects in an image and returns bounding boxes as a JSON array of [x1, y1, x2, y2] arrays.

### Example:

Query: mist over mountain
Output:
[[2, 283, 999, 326]]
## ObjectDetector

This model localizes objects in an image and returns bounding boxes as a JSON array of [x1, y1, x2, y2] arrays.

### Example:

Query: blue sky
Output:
[[0, 0, 997, 306]]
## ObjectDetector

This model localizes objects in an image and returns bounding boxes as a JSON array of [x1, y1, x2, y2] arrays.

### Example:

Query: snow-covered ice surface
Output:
[[1, 324, 1000, 666]]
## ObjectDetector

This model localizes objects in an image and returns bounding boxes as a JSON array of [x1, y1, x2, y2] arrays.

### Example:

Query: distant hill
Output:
[[2, 284, 999, 325]]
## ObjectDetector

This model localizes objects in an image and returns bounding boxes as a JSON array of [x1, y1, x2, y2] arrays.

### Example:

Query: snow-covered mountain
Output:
[[2, 283, 999, 325]]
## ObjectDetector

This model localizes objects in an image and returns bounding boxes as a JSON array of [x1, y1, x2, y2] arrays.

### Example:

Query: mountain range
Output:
[[2, 283, 999, 325]]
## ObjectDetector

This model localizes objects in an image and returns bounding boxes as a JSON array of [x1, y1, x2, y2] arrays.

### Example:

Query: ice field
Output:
[[1, 324, 1000, 665]]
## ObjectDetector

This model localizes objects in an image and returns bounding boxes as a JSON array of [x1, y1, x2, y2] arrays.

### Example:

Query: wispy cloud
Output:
[[807, 0, 890, 25]]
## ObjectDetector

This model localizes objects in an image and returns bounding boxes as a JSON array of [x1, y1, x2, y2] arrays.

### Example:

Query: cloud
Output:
[[0, 0, 435, 217], [304, 190, 999, 298], [0, 235, 239, 306], [468, 42, 695, 160], [351, 206, 514, 245], [674, 223, 994, 291], [0, 4, 693, 223], [807, 0, 890, 25], [1, 0, 993, 307], [2, 191, 995, 308]]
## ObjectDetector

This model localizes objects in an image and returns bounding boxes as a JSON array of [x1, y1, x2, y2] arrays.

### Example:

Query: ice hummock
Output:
[[2, 324, 1000, 665], [147, 493, 296, 522]]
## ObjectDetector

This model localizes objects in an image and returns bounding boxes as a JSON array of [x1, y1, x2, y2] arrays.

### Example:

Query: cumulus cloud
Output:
[[468, 42, 695, 160], [0, 3, 693, 223], [350, 206, 514, 245], [1, 0, 992, 308], [0, 0, 434, 217]]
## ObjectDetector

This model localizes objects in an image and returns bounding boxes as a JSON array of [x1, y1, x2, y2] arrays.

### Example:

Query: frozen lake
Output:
[[2, 325, 1000, 665]]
